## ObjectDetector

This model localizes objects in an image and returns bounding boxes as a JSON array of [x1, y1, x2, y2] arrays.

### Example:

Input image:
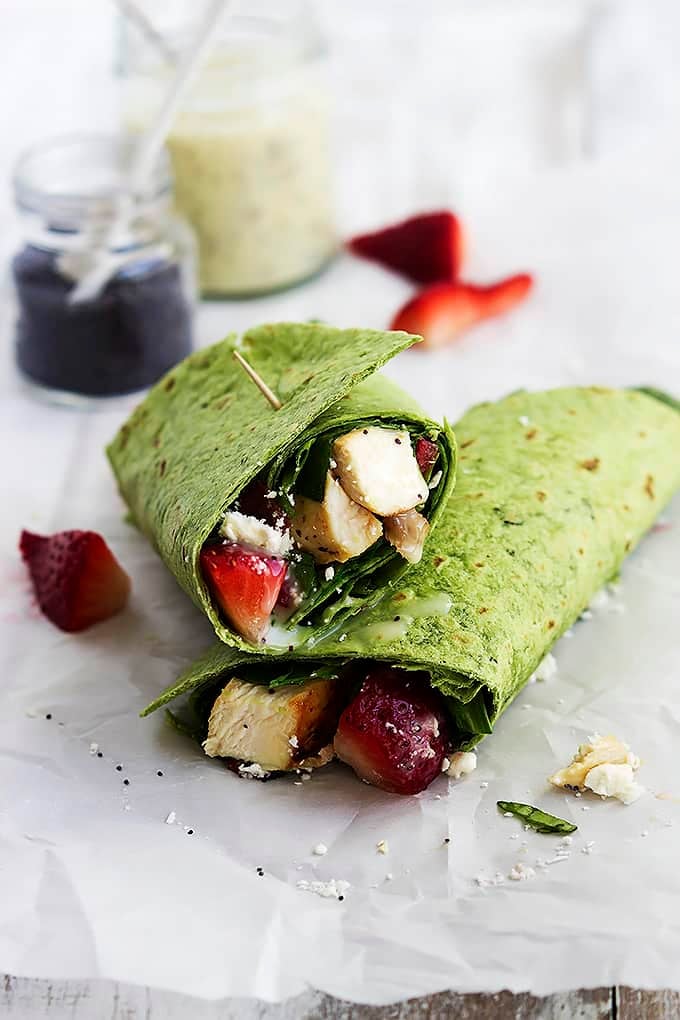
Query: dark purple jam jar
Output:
[[12, 135, 196, 404]]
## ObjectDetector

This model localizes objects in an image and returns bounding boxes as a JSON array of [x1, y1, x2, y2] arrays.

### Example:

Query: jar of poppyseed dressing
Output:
[[11, 134, 196, 404], [120, 0, 337, 297]]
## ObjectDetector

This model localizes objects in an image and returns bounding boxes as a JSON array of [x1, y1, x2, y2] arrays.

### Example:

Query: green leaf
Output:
[[295, 435, 335, 502], [446, 689, 494, 736], [633, 386, 680, 414], [497, 801, 577, 834]]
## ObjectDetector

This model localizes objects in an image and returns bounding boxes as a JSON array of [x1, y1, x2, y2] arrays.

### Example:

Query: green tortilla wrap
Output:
[[143, 385, 680, 750], [107, 322, 455, 651]]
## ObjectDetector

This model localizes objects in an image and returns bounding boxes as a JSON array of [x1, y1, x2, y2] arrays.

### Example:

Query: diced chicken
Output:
[[332, 427, 428, 517], [204, 676, 340, 771], [384, 509, 430, 563], [219, 510, 292, 558], [291, 472, 382, 564]]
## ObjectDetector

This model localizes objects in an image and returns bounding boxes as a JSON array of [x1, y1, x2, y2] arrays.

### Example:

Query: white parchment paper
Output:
[[1, 157, 680, 1004]]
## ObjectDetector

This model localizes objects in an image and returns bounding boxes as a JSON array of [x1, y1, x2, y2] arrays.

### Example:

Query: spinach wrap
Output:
[[107, 322, 455, 651], [143, 386, 680, 793]]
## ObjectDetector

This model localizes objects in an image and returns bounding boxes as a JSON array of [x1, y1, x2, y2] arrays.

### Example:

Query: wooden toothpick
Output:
[[233, 350, 282, 410]]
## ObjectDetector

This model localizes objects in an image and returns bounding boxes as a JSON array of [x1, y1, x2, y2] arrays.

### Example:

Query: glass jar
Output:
[[12, 134, 196, 405], [120, 1, 337, 297]]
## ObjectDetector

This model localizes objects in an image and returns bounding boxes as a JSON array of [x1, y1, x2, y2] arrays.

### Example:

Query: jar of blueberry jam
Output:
[[12, 134, 196, 404]]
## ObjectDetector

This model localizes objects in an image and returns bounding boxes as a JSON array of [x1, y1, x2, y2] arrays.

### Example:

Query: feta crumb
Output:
[[89, 742, 99, 755], [580, 609, 593, 621], [376, 840, 389, 855], [560, 835, 573, 846], [329, 459, 337, 470], [441, 757, 450, 773], [338, 633, 347, 643], [535, 652, 558, 683], [480, 781, 489, 789], [509, 862, 536, 882], [220, 510, 292, 557], [296, 878, 349, 900], [549, 733, 644, 804], [324, 566, 335, 581], [428, 470, 443, 490], [165, 811, 176, 825], [238, 762, 270, 780], [518, 416, 530, 427], [289, 735, 299, 749], [313, 843, 328, 856], [264, 490, 278, 499], [385, 872, 394, 881], [584, 763, 644, 805], [641, 830, 649, 838], [447, 751, 477, 779]]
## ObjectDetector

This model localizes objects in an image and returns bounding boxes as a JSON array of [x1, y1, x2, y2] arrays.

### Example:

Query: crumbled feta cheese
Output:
[[385, 872, 394, 881], [376, 840, 389, 855], [165, 811, 176, 825], [296, 878, 349, 900], [560, 835, 573, 846], [580, 609, 593, 621], [324, 566, 335, 581], [313, 843, 328, 856], [220, 510, 292, 557], [446, 751, 477, 780], [428, 470, 443, 490], [289, 735, 299, 749], [549, 733, 644, 804], [509, 863, 536, 882], [441, 757, 450, 773], [264, 490, 278, 499], [518, 415, 530, 427], [584, 763, 644, 805], [89, 742, 99, 755], [480, 781, 489, 789], [238, 762, 270, 780], [533, 652, 558, 683]]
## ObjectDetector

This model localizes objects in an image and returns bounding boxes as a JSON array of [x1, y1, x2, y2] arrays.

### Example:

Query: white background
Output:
[[1, 0, 680, 1010]]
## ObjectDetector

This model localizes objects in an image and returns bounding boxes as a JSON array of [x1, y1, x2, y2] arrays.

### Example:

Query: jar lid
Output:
[[13, 133, 172, 231]]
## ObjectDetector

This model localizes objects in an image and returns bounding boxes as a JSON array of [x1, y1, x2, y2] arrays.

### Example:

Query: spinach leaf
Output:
[[447, 689, 494, 736], [497, 801, 577, 834]]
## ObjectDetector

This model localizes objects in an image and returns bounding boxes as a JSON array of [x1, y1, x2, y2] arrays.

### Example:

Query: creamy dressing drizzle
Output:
[[344, 591, 453, 645]]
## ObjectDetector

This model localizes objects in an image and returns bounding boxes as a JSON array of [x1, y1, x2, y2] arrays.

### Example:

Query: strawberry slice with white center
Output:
[[391, 274, 533, 350], [333, 667, 450, 795], [19, 529, 130, 633], [201, 541, 287, 644], [415, 437, 439, 479], [348, 211, 465, 284]]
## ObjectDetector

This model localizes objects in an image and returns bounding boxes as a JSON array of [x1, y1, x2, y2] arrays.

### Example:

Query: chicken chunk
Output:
[[332, 427, 428, 517], [204, 676, 340, 771], [384, 509, 430, 563], [291, 472, 382, 564]]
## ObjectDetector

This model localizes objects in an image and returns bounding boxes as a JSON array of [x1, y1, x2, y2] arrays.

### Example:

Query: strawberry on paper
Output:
[[348, 211, 465, 285], [19, 529, 131, 633], [200, 541, 287, 645], [391, 274, 533, 350]]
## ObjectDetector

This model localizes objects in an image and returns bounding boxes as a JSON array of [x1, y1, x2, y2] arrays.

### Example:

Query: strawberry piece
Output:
[[391, 274, 533, 350], [333, 667, 449, 795], [201, 541, 287, 644], [415, 437, 439, 478], [19, 529, 130, 633], [348, 211, 465, 284]]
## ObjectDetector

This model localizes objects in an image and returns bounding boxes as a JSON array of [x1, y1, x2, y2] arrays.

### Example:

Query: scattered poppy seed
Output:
[[395, 437, 402, 445], [116, 765, 122, 772], [187, 829, 194, 835], [394, 615, 401, 622], [45, 713, 52, 720], [97, 752, 103, 758], [443, 837, 451, 844], [157, 770, 163, 777], [123, 778, 130, 785], [338, 895, 345, 901], [362, 429, 368, 434]]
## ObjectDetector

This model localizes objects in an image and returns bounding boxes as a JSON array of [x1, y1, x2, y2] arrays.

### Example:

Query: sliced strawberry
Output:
[[19, 529, 130, 633], [415, 437, 439, 478], [391, 274, 533, 350], [348, 211, 465, 284], [333, 667, 449, 795], [201, 541, 287, 644]]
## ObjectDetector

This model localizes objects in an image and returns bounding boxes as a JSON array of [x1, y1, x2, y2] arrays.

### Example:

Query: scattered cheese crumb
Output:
[[165, 811, 176, 825], [441, 757, 450, 773], [219, 511, 292, 557], [313, 843, 328, 856], [89, 742, 99, 755], [376, 840, 389, 855], [238, 762, 270, 780], [518, 415, 530, 427], [509, 863, 536, 882], [534, 652, 558, 683], [480, 781, 489, 789], [446, 751, 477, 780], [560, 835, 573, 846], [385, 872, 394, 881], [549, 733, 644, 804], [324, 566, 335, 581], [296, 878, 349, 900], [428, 470, 443, 490], [289, 735, 299, 749], [580, 609, 593, 621]]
